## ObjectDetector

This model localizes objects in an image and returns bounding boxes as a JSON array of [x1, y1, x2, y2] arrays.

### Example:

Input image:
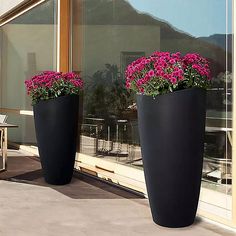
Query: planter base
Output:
[[44, 176, 73, 186], [153, 216, 195, 228]]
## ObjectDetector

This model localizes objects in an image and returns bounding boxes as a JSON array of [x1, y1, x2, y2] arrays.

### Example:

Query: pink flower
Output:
[[163, 73, 169, 79], [172, 52, 181, 58], [148, 70, 155, 77], [192, 64, 200, 70], [126, 81, 131, 89], [170, 77, 177, 84], [136, 80, 143, 86], [139, 87, 144, 93]]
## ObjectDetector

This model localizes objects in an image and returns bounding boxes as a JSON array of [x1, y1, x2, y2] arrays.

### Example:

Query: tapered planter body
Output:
[[137, 88, 206, 228], [33, 95, 79, 185]]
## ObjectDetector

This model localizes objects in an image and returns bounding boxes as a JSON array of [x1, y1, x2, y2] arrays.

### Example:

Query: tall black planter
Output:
[[137, 88, 206, 228], [33, 95, 79, 185]]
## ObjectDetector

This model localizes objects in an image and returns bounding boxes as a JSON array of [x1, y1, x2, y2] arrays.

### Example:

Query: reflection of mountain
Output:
[[11, 0, 231, 77], [82, 0, 194, 41], [198, 34, 232, 52], [76, 0, 232, 113], [76, 0, 232, 77], [10, 0, 55, 24]]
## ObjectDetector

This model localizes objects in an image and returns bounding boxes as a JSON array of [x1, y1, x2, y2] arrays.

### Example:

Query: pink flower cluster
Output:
[[183, 53, 210, 78], [25, 71, 83, 94], [125, 51, 211, 96], [25, 71, 83, 104]]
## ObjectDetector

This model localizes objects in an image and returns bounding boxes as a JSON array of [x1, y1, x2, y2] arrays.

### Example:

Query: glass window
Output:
[[72, 0, 233, 219], [0, 0, 57, 145]]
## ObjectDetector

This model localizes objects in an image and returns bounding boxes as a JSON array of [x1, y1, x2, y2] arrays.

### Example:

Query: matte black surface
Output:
[[33, 95, 79, 185], [137, 88, 206, 228]]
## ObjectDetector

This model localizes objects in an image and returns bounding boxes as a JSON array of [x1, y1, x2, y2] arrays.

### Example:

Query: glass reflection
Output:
[[73, 0, 233, 197], [0, 0, 57, 145]]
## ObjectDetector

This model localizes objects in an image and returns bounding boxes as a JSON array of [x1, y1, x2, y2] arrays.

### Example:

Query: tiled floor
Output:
[[0, 150, 235, 236]]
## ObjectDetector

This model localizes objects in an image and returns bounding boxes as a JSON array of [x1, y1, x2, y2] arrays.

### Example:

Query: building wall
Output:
[[73, 25, 160, 75]]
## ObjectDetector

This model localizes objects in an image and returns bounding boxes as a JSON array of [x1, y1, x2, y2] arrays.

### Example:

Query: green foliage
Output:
[[84, 64, 133, 119]]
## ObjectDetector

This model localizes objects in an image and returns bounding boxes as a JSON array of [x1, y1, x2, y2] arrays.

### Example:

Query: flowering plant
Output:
[[25, 71, 83, 105], [125, 51, 211, 96]]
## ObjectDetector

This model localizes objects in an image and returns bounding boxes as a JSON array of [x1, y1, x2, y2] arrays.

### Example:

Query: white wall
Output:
[[0, 0, 28, 18]]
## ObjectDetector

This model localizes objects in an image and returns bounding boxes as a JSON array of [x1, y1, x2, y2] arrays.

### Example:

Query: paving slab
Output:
[[0, 152, 235, 236]]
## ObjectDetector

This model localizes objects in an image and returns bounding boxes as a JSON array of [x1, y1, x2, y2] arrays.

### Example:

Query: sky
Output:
[[128, 0, 232, 37]]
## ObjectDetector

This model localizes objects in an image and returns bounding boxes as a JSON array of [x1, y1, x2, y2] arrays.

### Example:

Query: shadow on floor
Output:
[[192, 216, 203, 226], [0, 155, 143, 200]]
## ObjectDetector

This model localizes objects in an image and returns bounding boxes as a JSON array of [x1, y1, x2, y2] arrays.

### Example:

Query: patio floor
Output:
[[0, 150, 235, 236]]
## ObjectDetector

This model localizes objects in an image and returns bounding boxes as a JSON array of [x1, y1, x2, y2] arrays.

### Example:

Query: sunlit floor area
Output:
[[0, 150, 235, 236]]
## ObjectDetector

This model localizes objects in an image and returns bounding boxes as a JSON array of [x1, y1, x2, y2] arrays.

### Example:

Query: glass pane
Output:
[[0, 0, 57, 144], [72, 0, 233, 218], [7, 114, 37, 145]]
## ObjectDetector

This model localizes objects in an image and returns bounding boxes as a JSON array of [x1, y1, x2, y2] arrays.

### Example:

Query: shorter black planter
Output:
[[33, 95, 79, 185], [137, 88, 206, 228]]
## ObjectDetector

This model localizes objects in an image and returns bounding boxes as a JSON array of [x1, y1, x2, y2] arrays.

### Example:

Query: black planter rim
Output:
[[137, 87, 206, 100], [33, 94, 79, 107]]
